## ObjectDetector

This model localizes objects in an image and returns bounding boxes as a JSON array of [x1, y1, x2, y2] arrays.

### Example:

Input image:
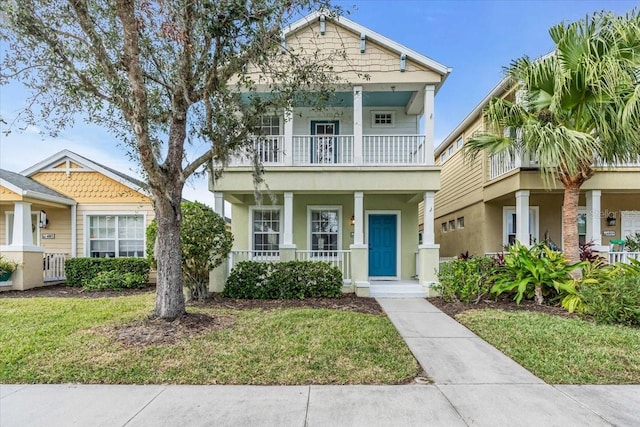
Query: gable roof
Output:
[[21, 149, 149, 195], [0, 168, 76, 205], [286, 11, 451, 89]]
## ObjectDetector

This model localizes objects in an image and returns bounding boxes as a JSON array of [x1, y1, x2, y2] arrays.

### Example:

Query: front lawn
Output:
[[0, 293, 419, 384], [457, 309, 640, 384]]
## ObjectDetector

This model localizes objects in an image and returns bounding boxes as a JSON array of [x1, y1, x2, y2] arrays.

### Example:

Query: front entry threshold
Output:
[[369, 281, 426, 298]]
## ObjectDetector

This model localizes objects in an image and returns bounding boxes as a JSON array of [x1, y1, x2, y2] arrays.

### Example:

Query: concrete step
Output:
[[369, 284, 426, 298]]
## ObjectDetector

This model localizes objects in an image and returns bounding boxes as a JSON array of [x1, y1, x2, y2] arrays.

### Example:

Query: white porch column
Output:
[[213, 192, 225, 217], [353, 86, 363, 165], [586, 190, 602, 246], [284, 107, 294, 166], [353, 191, 364, 245], [423, 84, 436, 165], [71, 204, 77, 257], [283, 192, 294, 246], [11, 202, 34, 248], [515, 190, 530, 246], [350, 191, 368, 295], [422, 191, 435, 244]]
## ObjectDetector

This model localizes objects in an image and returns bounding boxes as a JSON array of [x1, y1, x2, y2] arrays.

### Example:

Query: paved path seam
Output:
[[122, 386, 166, 427]]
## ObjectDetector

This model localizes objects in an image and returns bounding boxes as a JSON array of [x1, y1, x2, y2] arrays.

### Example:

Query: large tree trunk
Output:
[[152, 189, 186, 320], [562, 181, 582, 267]]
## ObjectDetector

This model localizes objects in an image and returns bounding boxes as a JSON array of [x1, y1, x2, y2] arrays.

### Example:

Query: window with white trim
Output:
[[448, 219, 455, 231], [457, 217, 465, 228], [252, 208, 281, 252], [371, 111, 395, 127], [503, 207, 539, 246], [88, 214, 144, 258], [308, 207, 340, 251], [577, 208, 587, 245], [456, 137, 464, 149], [256, 116, 281, 163]]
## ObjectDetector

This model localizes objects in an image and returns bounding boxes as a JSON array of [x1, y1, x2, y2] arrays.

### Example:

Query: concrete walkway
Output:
[[1, 298, 639, 426]]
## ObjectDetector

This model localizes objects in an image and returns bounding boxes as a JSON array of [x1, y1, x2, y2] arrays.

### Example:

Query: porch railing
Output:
[[608, 251, 640, 264], [295, 250, 351, 282], [43, 252, 67, 282], [228, 250, 280, 274], [228, 136, 285, 166], [292, 135, 354, 164], [363, 135, 425, 164]]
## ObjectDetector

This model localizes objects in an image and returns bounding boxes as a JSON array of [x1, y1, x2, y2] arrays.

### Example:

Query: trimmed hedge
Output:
[[223, 261, 343, 299], [65, 258, 150, 287], [83, 270, 148, 291]]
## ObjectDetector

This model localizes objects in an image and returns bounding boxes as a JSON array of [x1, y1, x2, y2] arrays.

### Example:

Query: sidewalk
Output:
[[1, 298, 639, 426]]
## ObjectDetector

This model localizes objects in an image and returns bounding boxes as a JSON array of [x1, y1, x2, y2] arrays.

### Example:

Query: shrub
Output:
[[83, 270, 147, 291], [223, 261, 342, 299], [490, 241, 583, 305], [625, 233, 640, 252], [147, 201, 233, 300], [65, 258, 150, 287], [435, 256, 496, 303], [579, 269, 640, 326]]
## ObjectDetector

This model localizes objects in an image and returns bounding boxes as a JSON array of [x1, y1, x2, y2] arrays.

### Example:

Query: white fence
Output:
[[43, 253, 67, 282], [228, 136, 285, 166], [227, 250, 280, 274], [295, 250, 351, 282], [608, 252, 640, 264]]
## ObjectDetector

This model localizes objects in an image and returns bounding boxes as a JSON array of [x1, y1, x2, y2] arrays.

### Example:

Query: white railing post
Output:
[[423, 85, 435, 165], [353, 86, 363, 165], [586, 190, 602, 246], [284, 108, 293, 166], [516, 190, 530, 246]]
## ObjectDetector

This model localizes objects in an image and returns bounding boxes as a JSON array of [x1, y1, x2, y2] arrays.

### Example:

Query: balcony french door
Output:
[[310, 121, 339, 164]]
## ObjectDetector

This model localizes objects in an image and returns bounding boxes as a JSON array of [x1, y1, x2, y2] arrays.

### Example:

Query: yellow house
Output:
[[0, 150, 154, 291], [433, 78, 640, 261], [210, 12, 451, 297]]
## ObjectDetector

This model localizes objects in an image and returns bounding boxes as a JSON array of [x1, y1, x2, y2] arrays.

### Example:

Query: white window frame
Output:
[[448, 145, 454, 156], [84, 212, 146, 258], [5, 212, 40, 246], [365, 210, 401, 281], [502, 206, 539, 247], [456, 137, 464, 149], [560, 206, 588, 250], [457, 217, 465, 229], [249, 206, 283, 259], [306, 205, 342, 256], [448, 219, 456, 231], [440, 152, 447, 164], [578, 207, 587, 245], [622, 210, 640, 240], [371, 111, 395, 128]]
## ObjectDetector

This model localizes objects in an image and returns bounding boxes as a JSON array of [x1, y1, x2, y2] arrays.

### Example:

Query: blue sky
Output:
[[1, 0, 637, 204]]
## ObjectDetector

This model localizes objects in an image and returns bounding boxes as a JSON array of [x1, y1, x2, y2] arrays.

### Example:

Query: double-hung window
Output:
[[88, 214, 144, 258], [308, 207, 341, 255], [251, 208, 281, 255]]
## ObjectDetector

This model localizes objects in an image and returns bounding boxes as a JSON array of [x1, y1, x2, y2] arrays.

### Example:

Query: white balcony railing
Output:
[[43, 252, 67, 282], [364, 135, 425, 164], [228, 136, 285, 166], [292, 135, 354, 164], [488, 152, 540, 180], [227, 134, 429, 167], [295, 250, 351, 282]]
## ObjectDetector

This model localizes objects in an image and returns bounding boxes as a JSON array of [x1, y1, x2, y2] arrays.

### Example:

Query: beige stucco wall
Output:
[[230, 193, 420, 279]]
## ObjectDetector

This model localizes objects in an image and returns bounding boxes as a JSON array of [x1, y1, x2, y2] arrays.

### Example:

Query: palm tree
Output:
[[464, 10, 640, 267]]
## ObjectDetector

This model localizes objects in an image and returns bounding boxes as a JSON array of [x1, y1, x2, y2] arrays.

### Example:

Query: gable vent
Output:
[[400, 54, 406, 72], [319, 15, 326, 35], [360, 33, 366, 53]]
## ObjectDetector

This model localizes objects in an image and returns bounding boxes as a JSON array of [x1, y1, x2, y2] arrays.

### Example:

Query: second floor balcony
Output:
[[229, 134, 428, 167]]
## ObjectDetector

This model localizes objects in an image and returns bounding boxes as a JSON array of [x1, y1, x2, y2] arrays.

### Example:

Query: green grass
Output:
[[0, 293, 419, 384], [457, 309, 640, 384]]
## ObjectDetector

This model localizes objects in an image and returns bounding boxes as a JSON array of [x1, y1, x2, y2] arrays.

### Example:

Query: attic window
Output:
[[456, 137, 463, 149], [372, 111, 394, 127]]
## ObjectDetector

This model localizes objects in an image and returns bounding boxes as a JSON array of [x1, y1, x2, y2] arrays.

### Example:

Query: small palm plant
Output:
[[491, 241, 584, 305]]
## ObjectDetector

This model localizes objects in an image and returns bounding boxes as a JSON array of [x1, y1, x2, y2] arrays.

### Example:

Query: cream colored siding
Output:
[[77, 203, 155, 257], [36, 206, 72, 254], [290, 106, 419, 136], [435, 151, 484, 218]]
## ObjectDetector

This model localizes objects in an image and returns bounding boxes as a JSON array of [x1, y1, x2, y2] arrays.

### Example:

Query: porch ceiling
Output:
[[240, 91, 415, 108]]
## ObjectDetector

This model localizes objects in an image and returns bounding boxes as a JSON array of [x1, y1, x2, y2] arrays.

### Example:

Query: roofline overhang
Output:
[[0, 178, 76, 206]]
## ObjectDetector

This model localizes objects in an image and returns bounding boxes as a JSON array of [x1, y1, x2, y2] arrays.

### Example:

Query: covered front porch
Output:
[[211, 189, 440, 297]]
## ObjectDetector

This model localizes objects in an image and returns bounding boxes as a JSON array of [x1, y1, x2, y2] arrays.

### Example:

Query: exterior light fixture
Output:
[[606, 213, 616, 227], [350, 215, 355, 226]]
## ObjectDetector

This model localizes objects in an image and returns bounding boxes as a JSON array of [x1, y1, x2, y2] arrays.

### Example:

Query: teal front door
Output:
[[368, 214, 397, 277]]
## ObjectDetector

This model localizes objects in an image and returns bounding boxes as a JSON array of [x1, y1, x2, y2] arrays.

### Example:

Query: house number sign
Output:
[[42, 233, 56, 239], [602, 231, 615, 237]]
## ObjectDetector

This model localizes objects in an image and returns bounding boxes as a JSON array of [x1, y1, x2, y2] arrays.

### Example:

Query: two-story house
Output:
[[209, 12, 451, 297], [434, 77, 640, 261]]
